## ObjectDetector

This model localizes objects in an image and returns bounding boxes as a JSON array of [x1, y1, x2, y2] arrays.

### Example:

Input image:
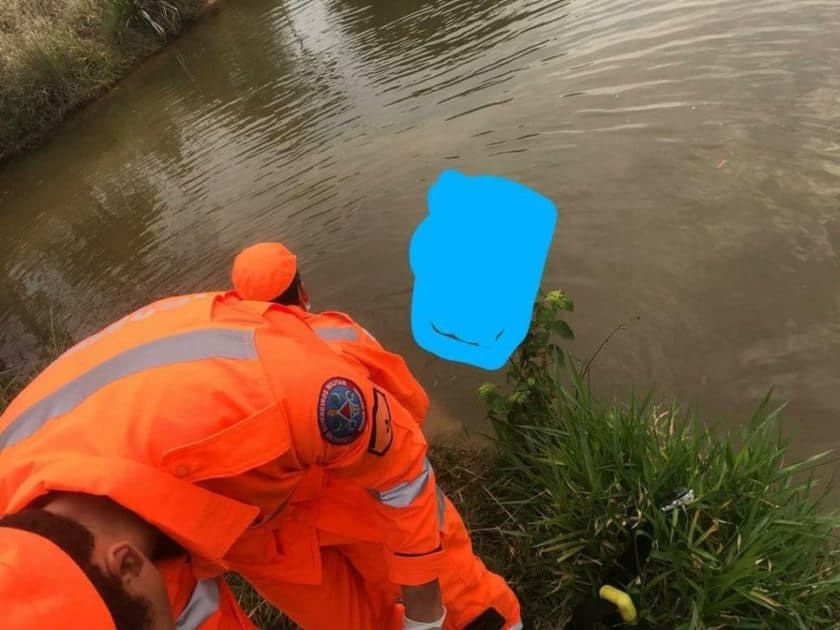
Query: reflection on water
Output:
[[1, 0, 839, 462]]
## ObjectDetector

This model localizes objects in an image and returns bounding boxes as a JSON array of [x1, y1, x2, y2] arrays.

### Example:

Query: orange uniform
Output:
[[159, 556, 257, 629], [0, 292, 521, 629], [0, 524, 257, 630], [302, 308, 431, 427], [0, 527, 115, 629]]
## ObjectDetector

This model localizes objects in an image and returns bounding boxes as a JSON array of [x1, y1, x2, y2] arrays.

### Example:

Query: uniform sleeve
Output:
[[319, 377, 445, 586], [340, 339, 431, 427], [261, 332, 445, 586], [308, 312, 431, 424], [337, 411, 447, 587], [158, 555, 258, 629], [257, 329, 443, 586]]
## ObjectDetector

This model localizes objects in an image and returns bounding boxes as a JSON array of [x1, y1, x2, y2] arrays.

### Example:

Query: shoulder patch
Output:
[[318, 377, 367, 445], [368, 389, 394, 456]]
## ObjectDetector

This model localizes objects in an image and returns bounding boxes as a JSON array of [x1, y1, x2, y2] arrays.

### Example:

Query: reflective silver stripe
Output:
[[362, 327, 377, 343], [175, 578, 220, 629], [510, 621, 524, 630], [436, 486, 446, 529], [378, 457, 432, 508], [314, 326, 358, 342], [0, 328, 257, 450]]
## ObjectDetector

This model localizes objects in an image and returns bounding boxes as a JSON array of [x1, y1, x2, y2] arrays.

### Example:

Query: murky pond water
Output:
[[1, 0, 839, 464]]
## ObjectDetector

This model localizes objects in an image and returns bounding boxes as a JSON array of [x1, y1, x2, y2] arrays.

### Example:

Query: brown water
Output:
[[1, 0, 839, 464]]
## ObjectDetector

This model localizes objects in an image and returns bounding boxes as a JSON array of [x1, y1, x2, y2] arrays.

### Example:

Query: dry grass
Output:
[[0, 0, 204, 160]]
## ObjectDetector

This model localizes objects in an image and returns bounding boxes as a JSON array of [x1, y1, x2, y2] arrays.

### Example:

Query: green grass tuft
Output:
[[225, 573, 296, 630]]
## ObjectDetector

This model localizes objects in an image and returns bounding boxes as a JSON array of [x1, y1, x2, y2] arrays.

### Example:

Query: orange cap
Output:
[[0, 527, 115, 628], [231, 242, 298, 302]]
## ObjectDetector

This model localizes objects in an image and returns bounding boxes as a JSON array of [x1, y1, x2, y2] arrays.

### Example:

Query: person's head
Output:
[[274, 271, 307, 307], [231, 242, 310, 309], [0, 494, 175, 630]]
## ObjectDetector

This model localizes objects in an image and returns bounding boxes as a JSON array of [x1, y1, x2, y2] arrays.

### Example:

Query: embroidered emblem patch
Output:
[[368, 389, 394, 456], [318, 377, 367, 445]]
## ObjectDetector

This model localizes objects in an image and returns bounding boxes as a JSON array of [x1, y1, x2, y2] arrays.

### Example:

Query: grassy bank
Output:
[[0, 0, 206, 161], [2, 293, 838, 628]]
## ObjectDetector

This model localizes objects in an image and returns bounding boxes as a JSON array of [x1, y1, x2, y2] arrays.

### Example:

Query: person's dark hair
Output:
[[272, 271, 304, 306], [0, 508, 153, 630]]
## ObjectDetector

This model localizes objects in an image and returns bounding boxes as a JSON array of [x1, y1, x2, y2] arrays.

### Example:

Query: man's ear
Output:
[[104, 542, 146, 584]]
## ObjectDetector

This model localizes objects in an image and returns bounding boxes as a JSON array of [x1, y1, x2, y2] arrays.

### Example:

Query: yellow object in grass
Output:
[[598, 585, 638, 624]]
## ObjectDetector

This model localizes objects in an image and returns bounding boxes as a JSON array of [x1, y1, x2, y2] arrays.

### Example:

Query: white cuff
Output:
[[404, 607, 447, 630]]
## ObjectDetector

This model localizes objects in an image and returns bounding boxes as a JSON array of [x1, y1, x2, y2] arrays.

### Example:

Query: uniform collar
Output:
[[1, 454, 259, 562]]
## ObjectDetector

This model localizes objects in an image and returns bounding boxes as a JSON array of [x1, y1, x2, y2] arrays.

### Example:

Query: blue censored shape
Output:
[[409, 170, 558, 370]]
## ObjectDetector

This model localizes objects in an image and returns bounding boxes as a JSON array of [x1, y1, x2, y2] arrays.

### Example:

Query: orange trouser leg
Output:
[[239, 547, 400, 630], [337, 495, 522, 630], [436, 495, 522, 629]]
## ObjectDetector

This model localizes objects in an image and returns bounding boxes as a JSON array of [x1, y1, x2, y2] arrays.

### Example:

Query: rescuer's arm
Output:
[[290, 376, 446, 617], [336, 398, 447, 625], [258, 332, 446, 623], [308, 312, 430, 423], [340, 339, 431, 425]]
